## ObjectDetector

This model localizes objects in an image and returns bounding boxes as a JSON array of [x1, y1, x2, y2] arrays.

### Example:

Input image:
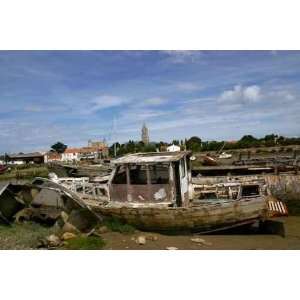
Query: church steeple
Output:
[[141, 123, 149, 144]]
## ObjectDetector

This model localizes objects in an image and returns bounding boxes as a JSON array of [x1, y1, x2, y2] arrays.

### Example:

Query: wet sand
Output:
[[102, 216, 300, 250]]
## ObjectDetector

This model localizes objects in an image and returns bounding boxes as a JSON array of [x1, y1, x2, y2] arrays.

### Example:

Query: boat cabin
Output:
[[108, 151, 192, 206]]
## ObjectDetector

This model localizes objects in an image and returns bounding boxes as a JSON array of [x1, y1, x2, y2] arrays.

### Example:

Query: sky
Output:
[[0, 50, 300, 153]]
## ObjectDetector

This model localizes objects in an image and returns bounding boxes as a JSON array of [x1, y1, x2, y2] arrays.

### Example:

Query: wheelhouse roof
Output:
[[113, 151, 191, 165]]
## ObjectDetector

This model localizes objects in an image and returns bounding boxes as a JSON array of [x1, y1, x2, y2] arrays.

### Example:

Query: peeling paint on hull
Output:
[[92, 197, 268, 232]]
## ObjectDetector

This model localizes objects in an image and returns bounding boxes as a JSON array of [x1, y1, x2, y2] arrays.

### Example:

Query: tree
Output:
[[237, 135, 259, 148], [51, 142, 67, 153], [186, 136, 202, 152], [264, 134, 278, 147]]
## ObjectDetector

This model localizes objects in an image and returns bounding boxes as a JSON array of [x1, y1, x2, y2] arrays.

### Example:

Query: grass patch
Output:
[[104, 217, 135, 234], [0, 222, 55, 250], [0, 166, 49, 181], [63, 236, 105, 250]]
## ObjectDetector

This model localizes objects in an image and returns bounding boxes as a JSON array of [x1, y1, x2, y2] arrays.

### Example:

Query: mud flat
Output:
[[100, 216, 300, 250]]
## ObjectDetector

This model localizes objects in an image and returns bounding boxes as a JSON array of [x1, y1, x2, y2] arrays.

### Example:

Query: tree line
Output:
[[109, 134, 300, 156], [47, 134, 300, 158]]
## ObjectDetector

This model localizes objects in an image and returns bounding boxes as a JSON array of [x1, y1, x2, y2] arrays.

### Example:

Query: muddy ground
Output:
[[0, 217, 299, 250], [101, 216, 300, 250]]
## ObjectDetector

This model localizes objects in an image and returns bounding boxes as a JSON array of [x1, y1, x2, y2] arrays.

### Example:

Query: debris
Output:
[[85, 228, 102, 238], [146, 234, 158, 241], [14, 208, 34, 223], [61, 232, 77, 241], [136, 236, 146, 245], [46, 234, 61, 248], [0, 184, 25, 224], [191, 237, 212, 246], [61, 211, 69, 223], [98, 225, 109, 234], [67, 209, 99, 233], [166, 247, 178, 250]]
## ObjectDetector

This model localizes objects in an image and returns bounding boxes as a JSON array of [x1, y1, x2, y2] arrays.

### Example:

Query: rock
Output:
[[166, 247, 178, 250], [98, 225, 109, 234], [46, 234, 61, 248], [191, 237, 205, 243], [190, 237, 212, 246], [136, 236, 146, 245], [146, 234, 158, 241], [62, 222, 80, 234], [61, 232, 77, 241]]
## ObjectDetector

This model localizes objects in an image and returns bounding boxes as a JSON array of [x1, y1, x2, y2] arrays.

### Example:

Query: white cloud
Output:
[[90, 95, 128, 112], [219, 85, 262, 104], [243, 85, 261, 102]]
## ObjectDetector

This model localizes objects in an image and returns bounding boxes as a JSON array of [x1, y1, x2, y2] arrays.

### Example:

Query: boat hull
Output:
[[92, 197, 269, 232]]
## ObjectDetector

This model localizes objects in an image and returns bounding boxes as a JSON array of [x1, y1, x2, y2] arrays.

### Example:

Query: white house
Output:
[[167, 144, 181, 152], [61, 148, 81, 162]]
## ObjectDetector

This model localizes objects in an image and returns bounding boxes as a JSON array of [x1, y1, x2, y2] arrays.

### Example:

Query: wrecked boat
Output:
[[84, 151, 288, 232], [0, 165, 8, 175], [2, 151, 287, 233], [0, 178, 101, 232]]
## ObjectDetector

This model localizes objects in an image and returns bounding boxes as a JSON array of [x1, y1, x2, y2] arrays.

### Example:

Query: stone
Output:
[[62, 222, 80, 234], [190, 237, 212, 246], [98, 225, 109, 234], [61, 232, 77, 241], [146, 235, 158, 241], [136, 236, 146, 245], [166, 247, 178, 250], [46, 234, 61, 248]]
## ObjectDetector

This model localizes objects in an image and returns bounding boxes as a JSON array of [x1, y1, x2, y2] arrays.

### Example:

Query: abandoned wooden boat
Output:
[[0, 164, 8, 175], [84, 151, 288, 232]]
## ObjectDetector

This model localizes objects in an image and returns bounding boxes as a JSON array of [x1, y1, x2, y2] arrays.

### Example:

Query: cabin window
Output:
[[241, 185, 260, 197], [149, 164, 169, 184], [129, 165, 147, 185], [201, 192, 217, 199], [112, 166, 127, 184]]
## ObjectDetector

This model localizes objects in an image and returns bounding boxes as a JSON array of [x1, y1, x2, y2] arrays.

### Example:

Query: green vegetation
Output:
[[63, 236, 105, 250], [51, 141, 67, 153], [0, 165, 48, 181], [108, 133, 300, 156], [186, 136, 202, 152], [0, 222, 55, 250], [104, 217, 135, 234]]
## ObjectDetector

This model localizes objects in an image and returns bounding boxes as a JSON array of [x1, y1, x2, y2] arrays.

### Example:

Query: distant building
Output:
[[44, 151, 62, 163], [167, 144, 181, 152], [7, 152, 44, 164], [61, 144, 109, 162], [87, 139, 109, 157], [141, 123, 149, 145], [61, 148, 81, 162]]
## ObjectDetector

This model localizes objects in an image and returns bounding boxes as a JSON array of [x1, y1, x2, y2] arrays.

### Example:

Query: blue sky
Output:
[[0, 50, 300, 153]]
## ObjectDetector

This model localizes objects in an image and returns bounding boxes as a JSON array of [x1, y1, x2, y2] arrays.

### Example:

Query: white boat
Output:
[[219, 152, 232, 159]]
